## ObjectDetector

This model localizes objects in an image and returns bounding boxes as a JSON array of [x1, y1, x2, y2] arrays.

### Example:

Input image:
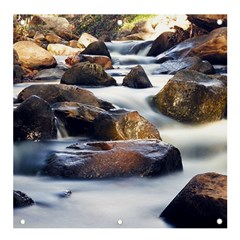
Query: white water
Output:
[[13, 41, 227, 228]]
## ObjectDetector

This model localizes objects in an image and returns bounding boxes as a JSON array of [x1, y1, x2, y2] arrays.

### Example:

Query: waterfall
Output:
[[55, 117, 69, 139]]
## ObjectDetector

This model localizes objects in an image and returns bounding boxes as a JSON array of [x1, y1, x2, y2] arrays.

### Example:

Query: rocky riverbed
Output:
[[13, 14, 227, 228]]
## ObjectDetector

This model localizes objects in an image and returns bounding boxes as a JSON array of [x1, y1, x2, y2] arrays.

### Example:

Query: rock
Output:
[[153, 57, 215, 75], [42, 140, 183, 179], [68, 40, 78, 48], [147, 27, 189, 57], [14, 190, 34, 208], [187, 14, 227, 31], [33, 68, 65, 80], [65, 53, 113, 69], [77, 32, 98, 48], [160, 172, 227, 228], [122, 65, 153, 88], [13, 41, 57, 70], [45, 32, 63, 44], [30, 15, 74, 41], [93, 109, 161, 140], [17, 84, 114, 110], [81, 41, 112, 59], [156, 27, 227, 65], [131, 20, 155, 34], [52, 102, 106, 136], [33, 32, 45, 41], [61, 62, 117, 87], [47, 44, 80, 56], [14, 95, 57, 141], [153, 70, 227, 123], [14, 64, 24, 83]]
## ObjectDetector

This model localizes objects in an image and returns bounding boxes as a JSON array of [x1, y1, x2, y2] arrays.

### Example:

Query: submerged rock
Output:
[[160, 172, 227, 228], [122, 65, 153, 88], [14, 95, 57, 141], [17, 84, 114, 110], [42, 140, 183, 179], [153, 70, 227, 123], [14, 190, 34, 208], [94, 109, 161, 140], [61, 62, 117, 86], [52, 102, 106, 136], [13, 41, 57, 70], [153, 57, 215, 75]]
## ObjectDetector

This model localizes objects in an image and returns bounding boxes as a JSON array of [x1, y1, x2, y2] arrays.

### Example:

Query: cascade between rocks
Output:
[[13, 39, 227, 228]]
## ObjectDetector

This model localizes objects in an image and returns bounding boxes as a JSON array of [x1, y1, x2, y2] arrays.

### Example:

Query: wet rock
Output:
[[17, 84, 114, 110], [61, 62, 117, 87], [42, 140, 183, 179], [14, 95, 57, 141], [81, 41, 112, 59], [94, 109, 161, 140], [65, 53, 113, 69], [160, 172, 227, 228], [122, 65, 153, 88], [52, 102, 106, 136], [156, 27, 227, 65], [187, 14, 227, 31], [47, 43, 80, 56], [77, 32, 98, 48], [14, 190, 34, 208], [13, 41, 57, 70], [33, 68, 65, 80], [153, 57, 215, 75], [153, 70, 227, 123], [147, 27, 189, 57]]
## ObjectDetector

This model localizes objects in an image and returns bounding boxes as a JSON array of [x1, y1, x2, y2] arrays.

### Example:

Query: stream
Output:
[[13, 40, 227, 228]]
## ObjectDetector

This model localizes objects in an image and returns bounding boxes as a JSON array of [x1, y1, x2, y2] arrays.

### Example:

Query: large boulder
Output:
[[160, 172, 227, 228], [156, 27, 227, 65], [17, 84, 114, 110], [13, 41, 57, 70], [93, 109, 161, 140], [153, 70, 227, 123], [14, 190, 34, 208], [153, 57, 215, 75], [52, 102, 106, 136], [81, 41, 112, 59], [47, 44, 80, 56], [77, 32, 98, 48], [42, 140, 183, 179], [61, 62, 117, 87], [187, 14, 227, 31], [14, 95, 57, 141], [65, 53, 113, 69], [122, 65, 153, 88]]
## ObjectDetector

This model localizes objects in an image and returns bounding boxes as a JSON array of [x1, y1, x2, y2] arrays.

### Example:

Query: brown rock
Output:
[[47, 44, 80, 56], [14, 95, 57, 141], [45, 33, 63, 43], [153, 70, 227, 123], [42, 140, 183, 178], [122, 65, 153, 88], [65, 52, 113, 69], [94, 109, 161, 140], [13, 41, 56, 70], [160, 172, 227, 228], [187, 14, 227, 31], [52, 102, 106, 136], [17, 84, 114, 110], [61, 62, 117, 87], [77, 32, 98, 48]]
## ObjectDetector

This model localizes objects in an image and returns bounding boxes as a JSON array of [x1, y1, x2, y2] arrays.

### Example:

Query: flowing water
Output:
[[13, 40, 227, 228]]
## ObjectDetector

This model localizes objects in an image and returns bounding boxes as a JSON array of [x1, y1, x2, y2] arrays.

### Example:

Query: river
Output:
[[13, 40, 227, 228]]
